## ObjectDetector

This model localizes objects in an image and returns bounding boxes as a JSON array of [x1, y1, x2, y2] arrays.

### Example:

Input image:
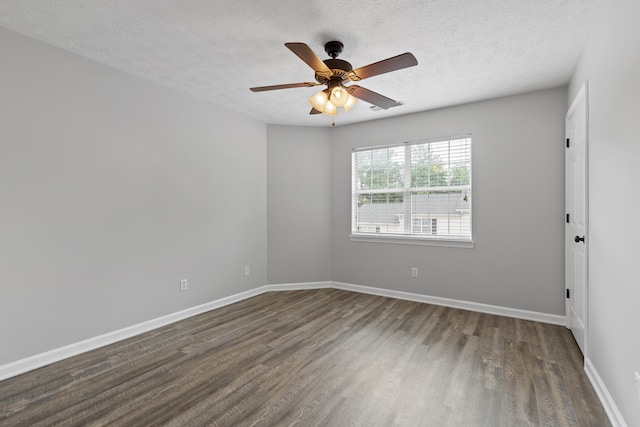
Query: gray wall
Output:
[[330, 88, 567, 314], [0, 28, 267, 365], [267, 125, 332, 284], [569, 0, 640, 424], [265, 88, 568, 316]]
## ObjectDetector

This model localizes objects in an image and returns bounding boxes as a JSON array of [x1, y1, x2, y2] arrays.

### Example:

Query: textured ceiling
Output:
[[0, 0, 600, 127]]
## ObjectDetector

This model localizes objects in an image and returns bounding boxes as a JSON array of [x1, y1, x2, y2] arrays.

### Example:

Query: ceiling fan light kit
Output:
[[322, 99, 338, 116], [309, 89, 329, 111], [328, 83, 349, 108], [250, 41, 418, 123], [310, 79, 356, 115], [342, 91, 358, 112]]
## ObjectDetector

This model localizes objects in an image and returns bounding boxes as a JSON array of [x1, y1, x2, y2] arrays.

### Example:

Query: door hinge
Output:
[[566, 138, 570, 148], [566, 289, 570, 299], [566, 213, 570, 223]]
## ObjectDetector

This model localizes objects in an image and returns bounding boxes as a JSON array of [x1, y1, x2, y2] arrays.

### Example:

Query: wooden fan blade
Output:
[[310, 108, 322, 115], [348, 85, 401, 110], [285, 42, 332, 73], [250, 82, 319, 92], [350, 53, 418, 81]]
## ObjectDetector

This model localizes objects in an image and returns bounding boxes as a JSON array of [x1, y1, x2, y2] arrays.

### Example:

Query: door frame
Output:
[[565, 81, 589, 357]]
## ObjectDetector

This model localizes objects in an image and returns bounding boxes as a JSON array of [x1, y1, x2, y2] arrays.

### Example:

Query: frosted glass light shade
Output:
[[309, 90, 329, 112], [343, 94, 358, 112], [330, 86, 349, 107], [322, 100, 338, 116]]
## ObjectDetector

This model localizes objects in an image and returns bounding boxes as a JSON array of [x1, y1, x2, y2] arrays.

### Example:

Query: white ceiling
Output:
[[0, 0, 600, 127]]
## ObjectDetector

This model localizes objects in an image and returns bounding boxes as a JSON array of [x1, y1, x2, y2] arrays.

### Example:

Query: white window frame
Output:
[[350, 136, 474, 248]]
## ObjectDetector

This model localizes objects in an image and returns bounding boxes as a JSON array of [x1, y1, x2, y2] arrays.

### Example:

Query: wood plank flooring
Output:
[[0, 289, 611, 426]]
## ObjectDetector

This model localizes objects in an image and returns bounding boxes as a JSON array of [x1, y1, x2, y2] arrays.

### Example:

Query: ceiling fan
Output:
[[250, 41, 418, 121]]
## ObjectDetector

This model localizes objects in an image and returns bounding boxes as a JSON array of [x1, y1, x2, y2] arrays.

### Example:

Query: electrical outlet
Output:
[[635, 372, 640, 403], [244, 265, 250, 277], [411, 268, 418, 278], [180, 279, 188, 291]]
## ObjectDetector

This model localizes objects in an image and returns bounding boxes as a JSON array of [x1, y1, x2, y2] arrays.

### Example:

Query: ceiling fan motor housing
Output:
[[313, 41, 353, 84], [316, 58, 353, 83]]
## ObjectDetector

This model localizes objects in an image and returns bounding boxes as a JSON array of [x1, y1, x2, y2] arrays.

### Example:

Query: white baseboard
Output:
[[263, 281, 333, 292], [331, 281, 566, 325], [585, 358, 628, 427], [0, 280, 562, 382], [0, 286, 268, 382]]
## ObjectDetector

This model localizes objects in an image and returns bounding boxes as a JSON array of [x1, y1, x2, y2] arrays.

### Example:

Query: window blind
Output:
[[352, 136, 472, 241]]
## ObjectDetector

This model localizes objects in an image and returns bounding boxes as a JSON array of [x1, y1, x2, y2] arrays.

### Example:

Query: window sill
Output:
[[349, 234, 475, 248]]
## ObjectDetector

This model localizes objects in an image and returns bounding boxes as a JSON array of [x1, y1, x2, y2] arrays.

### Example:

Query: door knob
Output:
[[574, 235, 585, 243]]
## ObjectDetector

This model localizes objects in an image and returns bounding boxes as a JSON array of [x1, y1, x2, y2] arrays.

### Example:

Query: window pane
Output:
[[411, 139, 471, 188], [411, 191, 470, 237], [356, 147, 404, 190], [356, 192, 404, 234], [449, 139, 471, 186], [352, 136, 471, 241], [411, 142, 449, 187]]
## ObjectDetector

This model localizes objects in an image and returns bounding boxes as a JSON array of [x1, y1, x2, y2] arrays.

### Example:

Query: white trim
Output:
[[0, 280, 561, 382], [331, 281, 565, 325], [352, 134, 473, 152], [263, 281, 333, 292], [350, 234, 475, 248], [585, 358, 627, 427], [0, 286, 267, 382]]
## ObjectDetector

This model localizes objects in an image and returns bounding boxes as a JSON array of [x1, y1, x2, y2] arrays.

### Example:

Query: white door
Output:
[[565, 82, 588, 356]]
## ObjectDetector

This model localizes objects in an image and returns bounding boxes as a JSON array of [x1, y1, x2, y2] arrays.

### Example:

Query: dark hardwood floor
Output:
[[0, 289, 610, 426]]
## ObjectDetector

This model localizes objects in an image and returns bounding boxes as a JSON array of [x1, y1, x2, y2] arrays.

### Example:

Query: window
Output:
[[351, 136, 472, 243], [412, 218, 437, 235]]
